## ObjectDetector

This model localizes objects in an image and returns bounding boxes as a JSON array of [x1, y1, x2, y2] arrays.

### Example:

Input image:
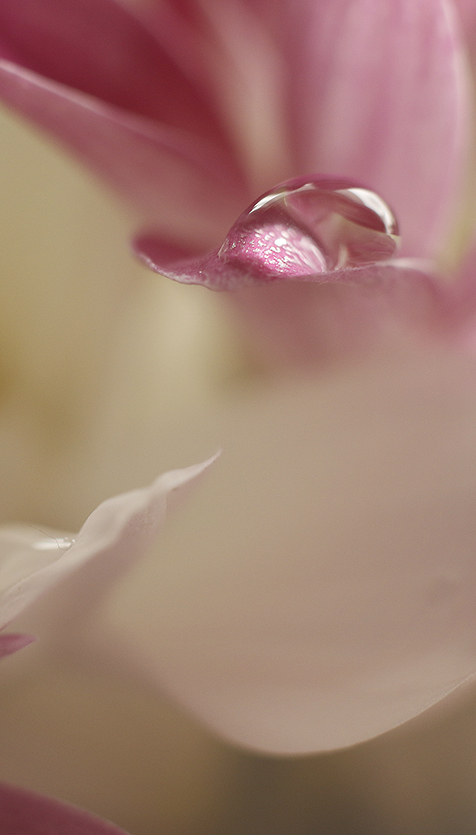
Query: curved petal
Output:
[[0, 62, 246, 246], [0, 0, 228, 145], [134, 224, 448, 359], [0, 456, 217, 631], [134, 236, 437, 290], [286, 0, 470, 258], [0, 781, 129, 834], [106, 348, 476, 754]]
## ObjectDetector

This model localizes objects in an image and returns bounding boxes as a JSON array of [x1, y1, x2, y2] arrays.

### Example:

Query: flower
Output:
[[0, 0, 476, 768]]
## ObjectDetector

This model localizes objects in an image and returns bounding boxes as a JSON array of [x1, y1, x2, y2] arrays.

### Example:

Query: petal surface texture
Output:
[[0, 457, 216, 631], [0, 781, 129, 834], [107, 349, 476, 754]]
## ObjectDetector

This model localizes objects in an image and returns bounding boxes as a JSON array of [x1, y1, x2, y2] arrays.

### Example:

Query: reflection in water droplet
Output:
[[218, 176, 400, 280]]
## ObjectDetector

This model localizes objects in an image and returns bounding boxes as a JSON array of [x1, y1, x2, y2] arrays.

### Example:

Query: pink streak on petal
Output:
[[287, 0, 470, 258], [0, 781, 129, 834], [0, 62, 246, 247], [0, 633, 35, 659], [134, 233, 214, 283], [0, 0, 229, 147], [0, 456, 218, 631]]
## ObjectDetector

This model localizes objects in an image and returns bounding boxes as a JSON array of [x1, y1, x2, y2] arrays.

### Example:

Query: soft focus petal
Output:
[[0, 633, 34, 659], [0, 62, 245, 245], [0, 456, 217, 631], [105, 348, 476, 754], [454, 0, 476, 45], [0, 0, 228, 144], [285, 0, 470, 257], [0, 781, 129, 834], [140, 0, 292, 189], [229, 265, 450, 365]]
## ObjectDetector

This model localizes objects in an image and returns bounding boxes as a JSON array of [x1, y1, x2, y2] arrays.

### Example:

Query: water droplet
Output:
[[217, 176, 400, 280]]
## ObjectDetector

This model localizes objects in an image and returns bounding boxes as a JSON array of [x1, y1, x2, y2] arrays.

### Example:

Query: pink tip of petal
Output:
[[0, 633, 35, 659], [0, 781, 129, 834]]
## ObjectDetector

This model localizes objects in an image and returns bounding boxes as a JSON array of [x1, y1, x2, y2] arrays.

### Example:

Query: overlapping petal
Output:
[[0, 0, 227, 142], [134, 169, 452, 362], [135, 229, 449, 358], [0, 456, 217, 633], [0, 61, 245, 246]]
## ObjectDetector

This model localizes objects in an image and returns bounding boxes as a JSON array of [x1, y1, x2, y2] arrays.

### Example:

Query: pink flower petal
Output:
[[0, 0, 228, 145], [0, 456, 217, 631], [0, 633, 35, 659], [0, 781, 129, 834], [140, 0, 293, 190], [0, 61, 245, 246], [135, 224, 441, 295], [284, 0, 470, 258], [454, 0, 476, 42], [108, 349, 476, 754]]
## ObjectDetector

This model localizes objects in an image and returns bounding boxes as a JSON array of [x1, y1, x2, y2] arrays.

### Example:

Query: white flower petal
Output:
[[104, 348, 476, 754], [0, 455, 218, 631]]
